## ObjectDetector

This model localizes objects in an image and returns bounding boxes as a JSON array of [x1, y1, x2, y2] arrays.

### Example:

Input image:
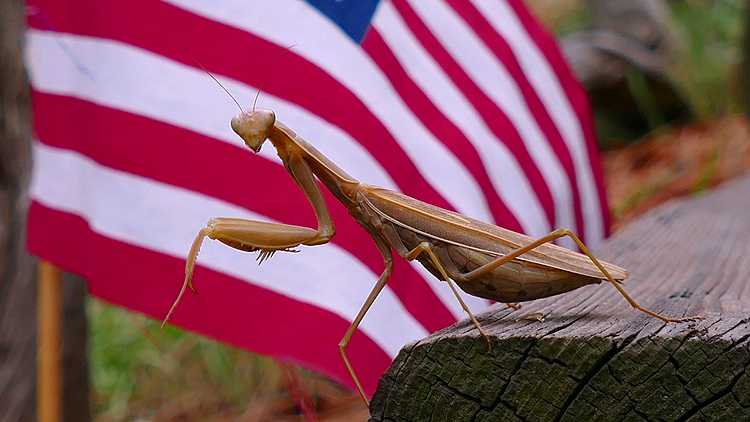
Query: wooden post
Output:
[[37, 261, 63, 422], [369, 174, 750, 421]]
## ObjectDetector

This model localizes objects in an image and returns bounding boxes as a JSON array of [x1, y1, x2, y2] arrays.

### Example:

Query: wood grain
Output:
[[369, 173, 750, 422]]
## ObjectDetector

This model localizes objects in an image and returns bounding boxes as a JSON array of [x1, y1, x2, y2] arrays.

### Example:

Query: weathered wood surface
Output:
[[369, 173, 750, 422]]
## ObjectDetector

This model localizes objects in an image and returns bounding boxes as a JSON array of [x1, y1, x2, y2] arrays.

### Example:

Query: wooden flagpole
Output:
[[37, 260, 62, 422]]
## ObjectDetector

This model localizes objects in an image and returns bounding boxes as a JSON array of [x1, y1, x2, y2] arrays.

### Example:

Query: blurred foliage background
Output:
[[532, 0, 746, 120]]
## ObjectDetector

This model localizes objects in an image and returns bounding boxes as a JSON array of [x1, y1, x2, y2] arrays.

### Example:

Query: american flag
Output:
[[26, 0, 609, 396]]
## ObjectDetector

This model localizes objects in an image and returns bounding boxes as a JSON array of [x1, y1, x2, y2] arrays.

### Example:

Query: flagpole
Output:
[[37, 260, 62, 422]]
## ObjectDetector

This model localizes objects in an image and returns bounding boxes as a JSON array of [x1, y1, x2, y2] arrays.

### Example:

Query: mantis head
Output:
[[185, 48, 281, 154], [231, 108, 276, 153]]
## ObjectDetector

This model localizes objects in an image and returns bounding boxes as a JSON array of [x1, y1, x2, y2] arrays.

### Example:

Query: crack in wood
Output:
[[554, 334, 636, 422], [676, 368, 748, 422]]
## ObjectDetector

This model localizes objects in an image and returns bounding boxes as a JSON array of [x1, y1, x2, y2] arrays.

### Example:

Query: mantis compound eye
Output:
[[230, 114, 244, 134], [255, 108, 276, 128]]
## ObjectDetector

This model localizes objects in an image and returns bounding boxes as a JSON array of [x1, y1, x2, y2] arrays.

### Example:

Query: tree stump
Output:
[[369, 173, 750, 422]]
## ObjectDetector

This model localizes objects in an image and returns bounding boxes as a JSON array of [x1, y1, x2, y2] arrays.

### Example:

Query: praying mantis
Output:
[[163, 104, 701, 406]]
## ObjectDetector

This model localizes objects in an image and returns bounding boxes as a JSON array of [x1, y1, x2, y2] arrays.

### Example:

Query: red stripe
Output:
[[501, 0, 611, 236], [27, 201, 391, 395], [31, 92, 459, 332], [27, 0, 456, 213], [387, 0, 556, 229], [362, 30, 523, 233], [444, 0, 585, 238]]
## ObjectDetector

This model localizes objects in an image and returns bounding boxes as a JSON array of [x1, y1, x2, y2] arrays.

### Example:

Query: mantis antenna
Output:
[[182, 44, 296, 113], [183, 48, 244, 113], [252, 45, 296, 111]]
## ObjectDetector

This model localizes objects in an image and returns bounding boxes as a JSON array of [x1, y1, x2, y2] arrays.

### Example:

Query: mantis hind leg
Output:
[[458, 228, 701, 323]]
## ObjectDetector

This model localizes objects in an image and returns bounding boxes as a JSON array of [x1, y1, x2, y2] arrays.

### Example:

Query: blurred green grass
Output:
[[88, 298, 285, 421]]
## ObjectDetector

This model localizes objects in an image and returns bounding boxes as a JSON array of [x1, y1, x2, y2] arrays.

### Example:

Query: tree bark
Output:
[[0, 1, 91, 421], [369, 173, 750, 422], [0, 0, 37, 420]]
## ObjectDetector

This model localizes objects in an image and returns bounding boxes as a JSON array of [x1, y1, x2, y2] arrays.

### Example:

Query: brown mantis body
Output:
[[164, 107, 700, 406]]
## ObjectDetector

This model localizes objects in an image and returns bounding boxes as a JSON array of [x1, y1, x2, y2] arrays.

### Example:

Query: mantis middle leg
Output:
[[339, 232, 395, 407], [404, 242, 492, 351]]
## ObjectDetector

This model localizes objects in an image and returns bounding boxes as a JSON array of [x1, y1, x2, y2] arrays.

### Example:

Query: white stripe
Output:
[[405, 0, 577, 248], [25, 30, 400, 192], [373, 1, 549, 235], [163, 0, 494, 223], [472, 0, 605, 246], [30, 142, 429, 358]]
